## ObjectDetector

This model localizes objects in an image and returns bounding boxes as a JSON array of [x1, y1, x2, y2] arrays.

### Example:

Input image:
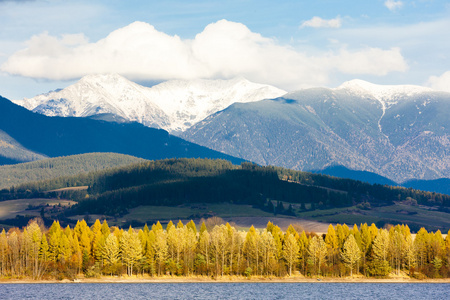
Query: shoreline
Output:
[[1, 276, 450, 284]]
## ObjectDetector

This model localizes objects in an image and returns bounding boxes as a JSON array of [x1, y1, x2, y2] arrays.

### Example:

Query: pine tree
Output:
[[166, 221, 174, 232], [25, 220, 43, 279], [102, 233, 120, 275], [445, 229, 450, 269], [183, 226, 198, 275], [186, 220, 197, 235], [259, 230, 276, 276], [8, 231, 20, 276], [0, 229, 7, 276], [153, 227, 168, 276], [325, 224, 339, 274], [414, 227, 429, 269], [199, 221, 207, 234], [90, 219, 102, 260], [298, 231, 309, 276], [360, 223, 372, 275], [48, 222, 63, 263], [210, 225, 229, 276], [341, 234, 361, 276], [308, 236, 327, 276], [389, 226, 405, 275], [198, 229, 210, 275], [283, 233, 299, 276], [101, 220, 110, 236], [177, 220, 184, 229], [403, 234, 416, 276], [120, 230, 142, 276], [369, 229, 391, 276], [243, 226, 259, 276]]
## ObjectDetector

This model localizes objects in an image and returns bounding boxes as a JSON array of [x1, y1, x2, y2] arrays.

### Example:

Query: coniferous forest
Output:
[[1, 158, 448, 227], [1, 217, 449, 280]]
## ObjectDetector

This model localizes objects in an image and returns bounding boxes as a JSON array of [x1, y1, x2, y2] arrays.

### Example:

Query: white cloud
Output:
[[300, 16, 342, 29], [426, 71, 450, 92], [331, 47, 408, 76], [0, 20, 408, 91], [384, 0, 403, 11]]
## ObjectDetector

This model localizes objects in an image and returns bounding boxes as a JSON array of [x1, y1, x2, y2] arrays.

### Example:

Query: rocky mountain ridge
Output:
[[13, 74, 286, 133], [182, 81, 450, 183]]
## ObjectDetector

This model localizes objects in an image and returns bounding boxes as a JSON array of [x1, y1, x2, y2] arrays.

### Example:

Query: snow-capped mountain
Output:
[[336, 79, 433, 107], [182, 80, 450, 182], [13, 74, 286, 133], [0, 94, 245, 166]]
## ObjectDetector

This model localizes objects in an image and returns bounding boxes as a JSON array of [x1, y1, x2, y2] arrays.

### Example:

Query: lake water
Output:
[[0, 283, 448, 299]]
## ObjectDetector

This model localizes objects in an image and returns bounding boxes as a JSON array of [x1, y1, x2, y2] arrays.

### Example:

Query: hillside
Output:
[[0, 129, 47, 164], [3, 158, 449, 231], [182, 81, 450, 183], [0, 153, 145, 189], [0, 96, 244, 165]]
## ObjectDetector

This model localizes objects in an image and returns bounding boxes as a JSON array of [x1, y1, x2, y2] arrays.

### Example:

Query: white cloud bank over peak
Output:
[[1, 20, 408, 91], [300, 16, 342, 29], [426, 71, 450, 93], [384, 0, 403, 11]]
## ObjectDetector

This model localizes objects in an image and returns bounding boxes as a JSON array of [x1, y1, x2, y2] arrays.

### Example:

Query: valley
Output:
[[1, 76, 449, 233], [1, 156, 448, 233]]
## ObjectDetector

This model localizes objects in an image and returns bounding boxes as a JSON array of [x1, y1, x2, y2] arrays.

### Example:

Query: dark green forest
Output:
[[2, 158, 449, 224], [0, 153, 145, 189]]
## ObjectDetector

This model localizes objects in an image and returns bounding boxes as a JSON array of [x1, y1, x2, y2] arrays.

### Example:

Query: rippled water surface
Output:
[[1, 283, 449, 299]]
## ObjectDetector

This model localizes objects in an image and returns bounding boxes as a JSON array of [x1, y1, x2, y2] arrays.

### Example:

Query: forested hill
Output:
[[5, 158, 449, 217], [0, 153, 146, 189], [0, 96, 244, 165]]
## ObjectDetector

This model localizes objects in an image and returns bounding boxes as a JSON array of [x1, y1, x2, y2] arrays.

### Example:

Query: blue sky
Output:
[[1, 0, 449, 99]]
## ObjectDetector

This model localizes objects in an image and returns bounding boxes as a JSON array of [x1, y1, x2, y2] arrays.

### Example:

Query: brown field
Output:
[[0, 198, 76, 220], [222, 216, 330, 233], [47, 186, 89, 192]]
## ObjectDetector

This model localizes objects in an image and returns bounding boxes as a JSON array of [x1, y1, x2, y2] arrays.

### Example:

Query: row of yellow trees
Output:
[[0, 218, 449, 279]]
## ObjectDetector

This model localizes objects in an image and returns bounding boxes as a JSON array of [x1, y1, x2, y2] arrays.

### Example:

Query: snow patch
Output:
[[336, 79, 432, 107]]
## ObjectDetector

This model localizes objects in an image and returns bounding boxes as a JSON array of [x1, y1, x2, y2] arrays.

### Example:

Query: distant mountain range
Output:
[[313, 165, 450, 195], [6, 75, 450, 191], [182, 80, 450, 183], [0, 96, 244, 165], [13, 74, 285, 133]]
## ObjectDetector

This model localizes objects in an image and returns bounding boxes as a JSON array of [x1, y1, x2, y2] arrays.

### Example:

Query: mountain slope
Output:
[[0, 96, 245, 165], [182, 81, 450, 182], [13, 74, 286, 133], [312, 166, 398, 186], [402, 178, 450, 196], [0, 129, 47, 164], [0, 153, 145, 189], [6, 158, 449, 231]]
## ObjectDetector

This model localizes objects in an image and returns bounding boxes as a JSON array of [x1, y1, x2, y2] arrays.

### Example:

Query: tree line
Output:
[[1, 217, 449, 280], [3, 159, 448, 220]]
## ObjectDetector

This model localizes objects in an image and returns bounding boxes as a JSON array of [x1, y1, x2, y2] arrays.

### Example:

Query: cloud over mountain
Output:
[[1, 20, 408, 91], [426, 71, 450, 93]]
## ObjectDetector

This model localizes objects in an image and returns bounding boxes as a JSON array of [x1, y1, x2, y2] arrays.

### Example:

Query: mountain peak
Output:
[[337, 79, 432, 102], [78, 73, 135, 87], [13, 74, 286, 133]]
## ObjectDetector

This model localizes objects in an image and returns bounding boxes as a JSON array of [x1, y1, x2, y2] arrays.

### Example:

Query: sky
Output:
[[1, 0, 450, 100]]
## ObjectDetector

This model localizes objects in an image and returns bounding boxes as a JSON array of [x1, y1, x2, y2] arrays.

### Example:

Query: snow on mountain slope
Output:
[[335, 80, 435, 139], [13, 74, 286, 133], [336, 79, 432, 107]]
